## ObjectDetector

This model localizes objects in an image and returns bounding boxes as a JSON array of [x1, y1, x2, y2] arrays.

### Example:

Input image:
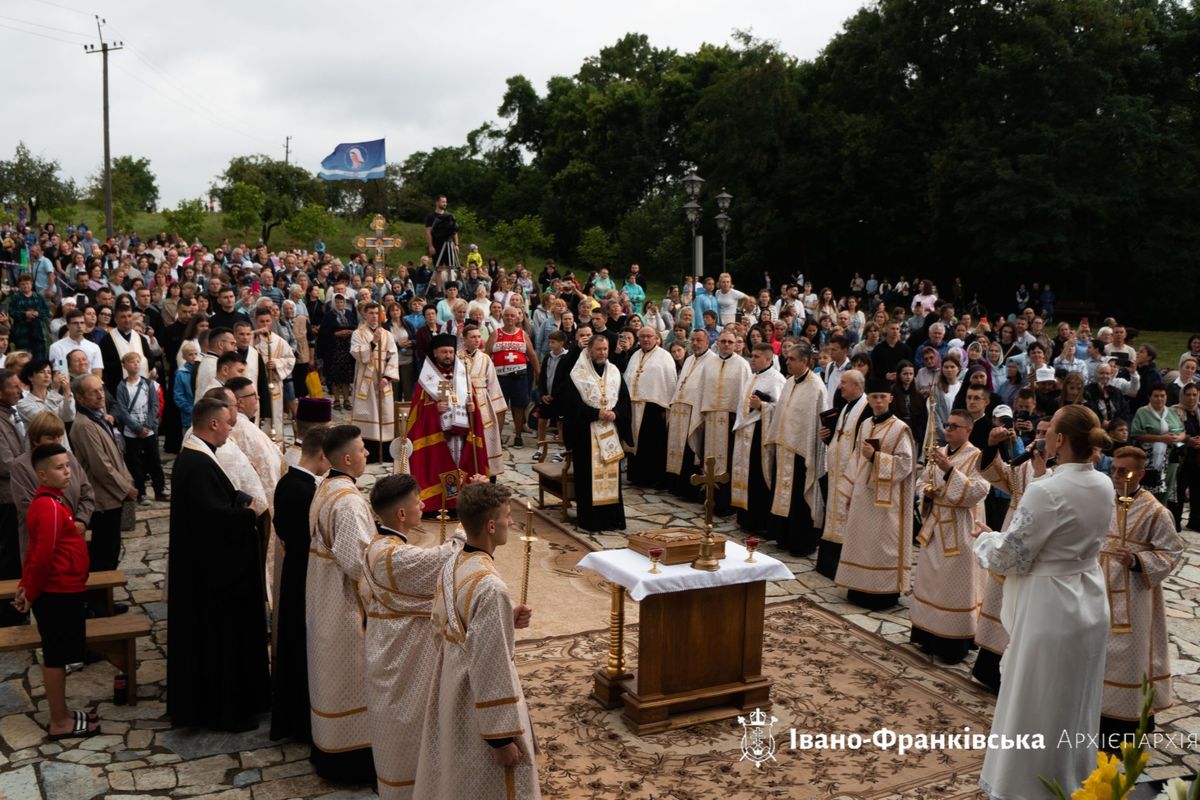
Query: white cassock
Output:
[[307, 474, 375, 762], [230, 413, 285, 603], [215, 439, 268, 515], [730, 365, 786, 510], [350, 325, 400, 444], [623, 345, 677, 452], [666, 351, 711, 475], [460, 348, 507, 474], [823, 394, 869, 551], [974, 463, 1114, 800], [415, 549, 541, 800], [362, 526, 465, 799], [699, 354, 751, 475], [254, 331, 296, 437], [195, 353, 220, 397]]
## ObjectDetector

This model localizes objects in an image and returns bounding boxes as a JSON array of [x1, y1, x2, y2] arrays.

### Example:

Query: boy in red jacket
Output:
[[12, 443, 99, 739]]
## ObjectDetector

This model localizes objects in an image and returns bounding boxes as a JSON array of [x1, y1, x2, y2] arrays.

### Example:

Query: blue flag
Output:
[[318, 139, 386, 181]]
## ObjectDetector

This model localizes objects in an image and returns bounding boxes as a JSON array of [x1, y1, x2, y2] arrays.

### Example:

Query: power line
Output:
[[0, 13, 93, 39], [24, 0, 93, 17], [0, 20, 83, 45]]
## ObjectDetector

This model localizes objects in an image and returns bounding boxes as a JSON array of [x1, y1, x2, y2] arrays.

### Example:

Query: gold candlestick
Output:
[[519, 501, 537, 606], [744, 536, 760, 564], [1117, 469, 1135, 548], [606, 583, 626, 679], [437, 497, 449, 546], [648, 547, 664, 574]]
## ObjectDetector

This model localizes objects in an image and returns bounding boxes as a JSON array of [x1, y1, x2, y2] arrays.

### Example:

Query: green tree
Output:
[[0, 143, 77, 224], [224, 182, 267, 236], [491, 215, 553, 264], [212, 155, 324, 244], [161, 199, 207, 243], [576, 226, 617, 269], [87, 155, 159, 213], [285, 203, 338, 247]]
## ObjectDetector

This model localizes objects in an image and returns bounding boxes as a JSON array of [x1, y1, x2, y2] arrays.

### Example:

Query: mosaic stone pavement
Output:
[[0, 427, 1196, 798]]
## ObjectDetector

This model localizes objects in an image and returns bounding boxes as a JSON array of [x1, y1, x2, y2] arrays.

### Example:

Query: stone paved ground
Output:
[[0, 431, 1196, 797]]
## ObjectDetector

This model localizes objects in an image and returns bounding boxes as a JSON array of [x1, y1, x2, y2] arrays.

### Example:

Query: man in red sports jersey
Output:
[[486, 306, 540, 448]]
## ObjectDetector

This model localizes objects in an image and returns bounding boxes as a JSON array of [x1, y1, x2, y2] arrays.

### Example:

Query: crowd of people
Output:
[[2, 205, 1197, 798]]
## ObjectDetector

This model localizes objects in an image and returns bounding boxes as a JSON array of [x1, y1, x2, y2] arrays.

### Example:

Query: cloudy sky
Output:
[[5, 0, 868, 206]]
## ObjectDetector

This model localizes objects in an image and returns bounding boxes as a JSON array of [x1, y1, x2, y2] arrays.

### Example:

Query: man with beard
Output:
[[666, 329, 713, 501], [623, 327, 676, 489], [732, 343, 786, 534], [765, 342, 828, 556], [699, 330, 752, 516], [406, 334, 488, 513], [559, 334, 632, 532]]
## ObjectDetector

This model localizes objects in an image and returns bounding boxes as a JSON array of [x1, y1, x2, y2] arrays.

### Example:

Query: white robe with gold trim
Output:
[[254, 331, 295, 437], [910, 443, 990, 639], [1101, 490, 1183, 720], [350, 325, 400, 443], [731, 366, 786, 510], [976, 454, 1040, 655], [460, 348, 507, 474], [306, 475, 374, 757], [363, 527, 465, 798], [823, 394, 869, 546], [415, 550, 541, 800], [665, 351, 710, 475], [699, 354, 751, 474], [834, 415, 915, 595], [764, 370, 827, 523], [623, 345, 677, 452]]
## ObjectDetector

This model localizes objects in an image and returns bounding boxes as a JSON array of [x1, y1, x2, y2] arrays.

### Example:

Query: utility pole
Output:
[[84, 16, 122, 239], [284, 136, 292, 166]]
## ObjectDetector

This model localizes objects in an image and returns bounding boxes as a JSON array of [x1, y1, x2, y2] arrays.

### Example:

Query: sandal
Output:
[[47, 710, 101, 741]]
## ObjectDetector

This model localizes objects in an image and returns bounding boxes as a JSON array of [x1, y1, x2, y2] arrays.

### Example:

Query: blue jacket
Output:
[[114, 376, 160, 436], [173, 364, 195, 428]]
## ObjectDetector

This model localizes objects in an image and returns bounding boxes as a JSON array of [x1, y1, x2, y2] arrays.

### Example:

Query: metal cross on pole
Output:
[[355, 214, 403, 280], [690, 456, 729, 531]]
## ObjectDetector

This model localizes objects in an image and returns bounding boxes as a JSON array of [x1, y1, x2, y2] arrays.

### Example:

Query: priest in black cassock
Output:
[[167, 397, 269, 732], [269, 424, 330, 743], [560, 335, 632, 532]]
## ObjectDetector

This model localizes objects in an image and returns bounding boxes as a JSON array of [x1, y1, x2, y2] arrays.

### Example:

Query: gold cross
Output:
[[354, 214, 403, 268], [690, 456, 729, 530]]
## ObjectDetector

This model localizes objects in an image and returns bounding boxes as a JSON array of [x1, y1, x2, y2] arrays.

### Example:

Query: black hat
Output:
[[296, 397, 332, 423], [866, 376, 893, 395], [431, 333, 458, 351]]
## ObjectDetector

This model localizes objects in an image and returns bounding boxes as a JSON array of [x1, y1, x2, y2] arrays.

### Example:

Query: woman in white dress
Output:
[[974, 405, 1114, 799]]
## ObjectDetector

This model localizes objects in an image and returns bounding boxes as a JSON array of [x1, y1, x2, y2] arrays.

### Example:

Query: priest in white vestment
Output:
[[666, 330, 712, 501], [459, 324, 507, 475], [1099, 446, 1184, 743], [306, 425, 376, 783], [415, 482, 540, 800], [623, 328, 677, 489], [363, 475, 466, 798], [350, 302, 400, 464], [194, 328, 238, 398], [251, 305, 296, 443], [910, 407, 990, 662], [834, 377, 915, 608], [817, 370, 868, 577], [974, 406, 1114, 800], [973, 417, 1051, 691], [699, 329, 752, 516], [765, 342, 827, 556], [732, 343, 786, 534]]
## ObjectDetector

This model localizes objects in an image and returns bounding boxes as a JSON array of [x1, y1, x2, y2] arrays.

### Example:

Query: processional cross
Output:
[[690, 456, 728, 571], [355, 214, 403, 282]]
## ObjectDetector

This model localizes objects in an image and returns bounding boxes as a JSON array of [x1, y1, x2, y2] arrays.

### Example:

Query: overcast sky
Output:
[[5, 0, 868, 206]]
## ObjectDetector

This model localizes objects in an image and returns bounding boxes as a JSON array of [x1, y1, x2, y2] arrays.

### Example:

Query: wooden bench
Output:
[[0, 571, 128, 617], [531, 449, 575, 522], [0, 612, 152, 705]]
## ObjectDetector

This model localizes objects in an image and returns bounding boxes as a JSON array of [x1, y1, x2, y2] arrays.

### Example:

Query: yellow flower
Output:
[[1071, 752, 1126, 800]]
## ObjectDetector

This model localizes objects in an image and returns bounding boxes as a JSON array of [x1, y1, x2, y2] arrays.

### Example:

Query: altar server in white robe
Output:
[[194, 328, 237, 397], [1099, 446, 1184, 744], [910, 407, 990, 663], [415, 482, 540, 800], [700, 329, 752, 516], [666, 330, 712, 501], [974, 405, 1114, 800], [817, 369, 868, 578], [350, 302, 400, 464], [306, 425, 377, 783], [732, 343, 786, 534], [251, 304, 295, 441], [624, 327, 677, 489], [363, 474, 466, 798], [834, 376, 916, 609], [765, 342, 827, 556], [459, 324, 507, 475], [973, 416, 1051, 691]]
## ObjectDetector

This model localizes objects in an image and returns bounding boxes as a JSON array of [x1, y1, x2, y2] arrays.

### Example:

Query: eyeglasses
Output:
[[236, 393, 257, 400], [944, 423, 968, 431]]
